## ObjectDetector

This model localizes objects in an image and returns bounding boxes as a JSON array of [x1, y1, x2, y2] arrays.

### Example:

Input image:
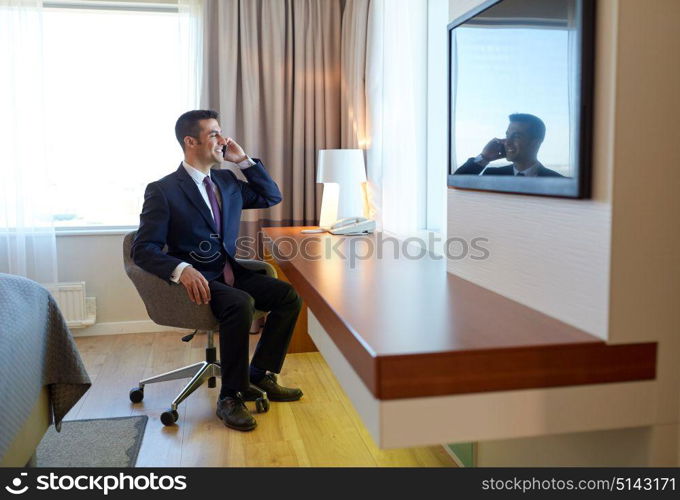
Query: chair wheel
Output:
[[129, 387, 144, 403], [160, 409, 179, 426], [243, 383, 266, 402], [255, 397, 270, 413]]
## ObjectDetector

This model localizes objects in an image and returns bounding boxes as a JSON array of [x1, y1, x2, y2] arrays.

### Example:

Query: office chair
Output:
[[123, 231, 272, 426]]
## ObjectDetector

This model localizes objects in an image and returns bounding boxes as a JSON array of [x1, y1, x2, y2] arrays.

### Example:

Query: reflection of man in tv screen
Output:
[[454, 113, 564, 177]]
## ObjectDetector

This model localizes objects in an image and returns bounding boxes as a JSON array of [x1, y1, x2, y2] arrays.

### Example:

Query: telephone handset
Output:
[[328, 217, 376, 235], [300, 216, 376, 235]]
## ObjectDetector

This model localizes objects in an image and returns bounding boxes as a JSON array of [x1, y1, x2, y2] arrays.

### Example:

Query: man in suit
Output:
[[453, 113, 565, 177], [133, 110, 302, 432]]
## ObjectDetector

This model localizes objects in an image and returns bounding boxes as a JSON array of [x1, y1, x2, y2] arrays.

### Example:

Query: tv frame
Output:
[[447, 0, 596, 199]]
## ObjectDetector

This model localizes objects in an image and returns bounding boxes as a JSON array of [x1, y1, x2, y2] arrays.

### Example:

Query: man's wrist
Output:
[[171, 262, 192, 283], [236, 155, 256, 169], [474, 154, 490, 167]]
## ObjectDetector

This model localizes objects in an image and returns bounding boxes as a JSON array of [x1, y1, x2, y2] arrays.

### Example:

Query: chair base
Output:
[[139, 359, 221, 411], [128, 330, 269, 425]]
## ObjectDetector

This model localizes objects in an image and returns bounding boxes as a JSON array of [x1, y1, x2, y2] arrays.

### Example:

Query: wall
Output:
[[447, 0, 680, 465], [475, 425, 679, 467], [605, 0, 680, 441], [56, 233, 151, 334]]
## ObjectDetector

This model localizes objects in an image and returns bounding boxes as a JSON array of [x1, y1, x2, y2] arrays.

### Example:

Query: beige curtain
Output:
[[340, 0, 370, 149], [204, 0, 374, 241]]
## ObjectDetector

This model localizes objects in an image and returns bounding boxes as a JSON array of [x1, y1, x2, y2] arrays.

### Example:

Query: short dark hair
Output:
[[175, 110, 219, 150], [509, 113, 546, 142]]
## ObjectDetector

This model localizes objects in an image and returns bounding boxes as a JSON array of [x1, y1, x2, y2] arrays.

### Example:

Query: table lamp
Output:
[[315, 149, 367, 229]]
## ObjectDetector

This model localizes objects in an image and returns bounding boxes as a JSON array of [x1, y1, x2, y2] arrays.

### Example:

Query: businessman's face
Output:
[[504, 122, 541, 163], [193, 118, 227, 165]]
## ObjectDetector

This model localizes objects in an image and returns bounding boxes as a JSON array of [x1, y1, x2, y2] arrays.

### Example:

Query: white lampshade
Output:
[[316, 149, 367, 227], [317, 149, 366, 184]]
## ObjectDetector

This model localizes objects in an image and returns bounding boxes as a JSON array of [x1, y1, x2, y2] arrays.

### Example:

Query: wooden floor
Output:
[[69, 331, 456, 467]]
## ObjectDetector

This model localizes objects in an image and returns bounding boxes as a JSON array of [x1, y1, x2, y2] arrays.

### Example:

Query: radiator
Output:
[[47, 282, 96, 329]]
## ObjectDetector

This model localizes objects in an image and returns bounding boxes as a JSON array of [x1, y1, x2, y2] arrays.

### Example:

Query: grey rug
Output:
[[36, 416, 148, 467]]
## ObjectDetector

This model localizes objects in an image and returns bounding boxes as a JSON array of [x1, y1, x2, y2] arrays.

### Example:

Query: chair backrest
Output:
[[123, 231, 219, 330]]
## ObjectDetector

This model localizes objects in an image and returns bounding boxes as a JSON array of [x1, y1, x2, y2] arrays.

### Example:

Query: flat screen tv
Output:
[[447, 0, 595, 198]]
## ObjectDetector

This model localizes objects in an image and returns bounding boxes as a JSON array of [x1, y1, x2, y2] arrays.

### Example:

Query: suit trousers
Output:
[[208, 264, 302, 392]]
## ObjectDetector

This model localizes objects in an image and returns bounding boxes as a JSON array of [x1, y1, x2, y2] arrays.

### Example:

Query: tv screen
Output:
[[447, 0, 595, 198]]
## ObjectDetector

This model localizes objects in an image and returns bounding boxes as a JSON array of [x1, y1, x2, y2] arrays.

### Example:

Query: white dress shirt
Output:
[[513, 162, 540, 177], [473, 155, 541, 177], [170, 157, 255, 283]]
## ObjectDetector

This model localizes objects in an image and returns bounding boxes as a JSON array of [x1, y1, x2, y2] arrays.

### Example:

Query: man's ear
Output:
[[184, 136, 195, 149]]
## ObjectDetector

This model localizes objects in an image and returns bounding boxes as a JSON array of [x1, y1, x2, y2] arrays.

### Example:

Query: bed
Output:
[[0, 273, 91, 466]]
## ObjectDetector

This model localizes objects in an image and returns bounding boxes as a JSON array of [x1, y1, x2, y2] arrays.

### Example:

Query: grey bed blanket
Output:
[[0, 273, 91, 458]]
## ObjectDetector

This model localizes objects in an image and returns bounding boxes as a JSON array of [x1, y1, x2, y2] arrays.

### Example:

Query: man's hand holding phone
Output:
[[479, 138, 506, 165], [222, 137, 248, 164], [179, 266, 211, 305]]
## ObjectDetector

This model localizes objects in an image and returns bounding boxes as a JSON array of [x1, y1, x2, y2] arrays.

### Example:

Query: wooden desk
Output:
[[263, 227, 658, 447]]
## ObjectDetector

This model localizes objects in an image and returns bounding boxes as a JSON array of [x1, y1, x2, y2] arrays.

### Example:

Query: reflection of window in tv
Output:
[[473, 0, 573, 28]]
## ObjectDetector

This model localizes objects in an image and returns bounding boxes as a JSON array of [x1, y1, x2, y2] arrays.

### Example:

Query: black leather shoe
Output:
[[252, 373, 303, 402], [216, 395, 257, 431]]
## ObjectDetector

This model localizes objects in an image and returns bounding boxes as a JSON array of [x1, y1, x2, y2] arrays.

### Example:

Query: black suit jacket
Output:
[[132, 160, 282, 282], [453, 159, 564, 177]]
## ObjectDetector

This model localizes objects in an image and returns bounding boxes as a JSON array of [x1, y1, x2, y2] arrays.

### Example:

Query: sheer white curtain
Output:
[[365, 0, 428, 236], [0, 0, 57, 283]]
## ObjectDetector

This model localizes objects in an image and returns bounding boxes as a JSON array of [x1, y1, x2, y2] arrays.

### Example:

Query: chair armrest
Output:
[[236, 259, 278, 279], [125, 263, 218, 330]]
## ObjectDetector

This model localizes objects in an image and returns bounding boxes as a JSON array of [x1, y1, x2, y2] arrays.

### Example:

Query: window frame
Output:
[[44, 1, 178, 14]]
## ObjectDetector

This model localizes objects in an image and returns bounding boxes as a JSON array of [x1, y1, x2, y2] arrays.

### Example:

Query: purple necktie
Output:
[[203, 176, 234, 286]]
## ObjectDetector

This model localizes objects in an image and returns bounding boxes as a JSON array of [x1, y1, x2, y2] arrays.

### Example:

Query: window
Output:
[[43, 2, 197, 227]]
